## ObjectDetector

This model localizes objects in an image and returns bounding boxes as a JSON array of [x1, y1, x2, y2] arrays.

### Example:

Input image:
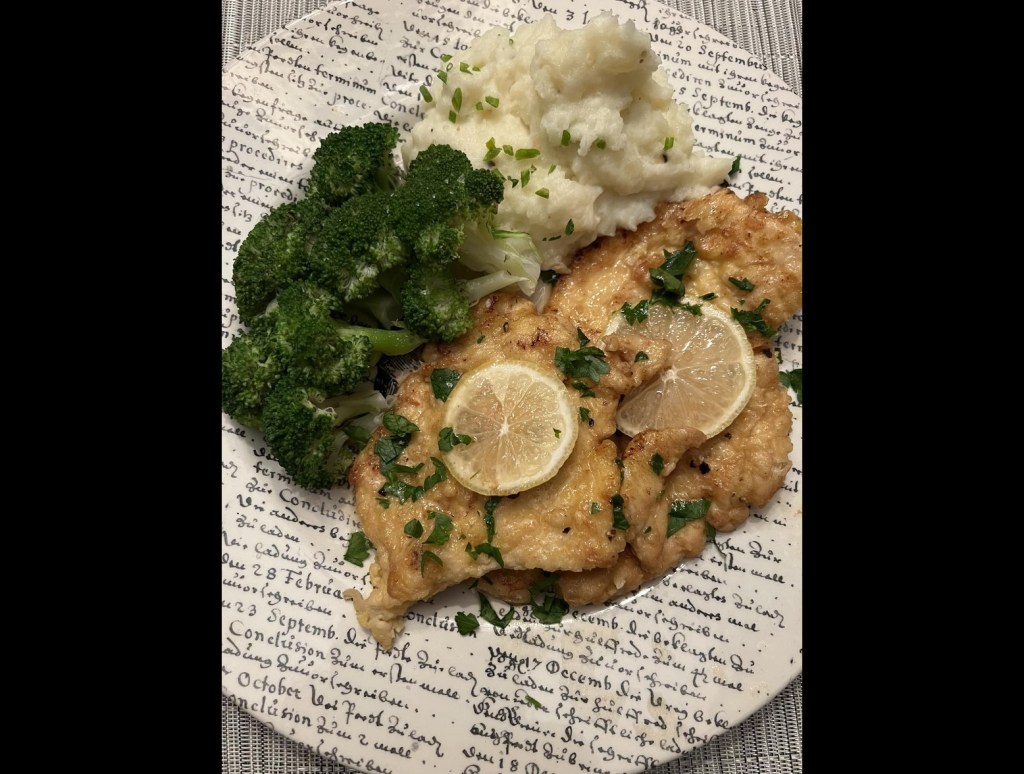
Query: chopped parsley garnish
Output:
[[382, 412, 419, 435], [466, 541, 504, 567], [700, 292, 718, 301], [451, 87, 463, 111], [455, 611, 479, 635], [535, 188, 550, 198], [540, 269, 558, 285], [521, 168, 531, 187], [728, 276, 755, 292], [620, 299, 650, 325], [503, 144, 514, 156], [705, 522, 728, 561], [419, 85, 432, 102], [565, 219, 574, 235], [572, 381, 595, 398], [420, 550, 443, 574], [664, 136, 675, 150], [650, 243, 698, 306], [484, 137, 500, 161], [779, 368, 803, 404], [650, 453, 664, 476], [590, 502, 602, 514], [579, 407, 591, 423], [431, 368, 461, 401], [555, 328, 610, 383], [476, 334, 486, 344], [528, 573, 569, 624], [560, 129, 571, 146], [515, 148, 540, 160], [421, 457, 448, 492], [424, 511, 454, 545], [438, 426, 473, 452], [553, 428, 561, 438], [730, 156, 741, 175], [483, 496, 500, 542], [440, 54, 453, 62], [634, 351, 649, 362], [344, 532, 372, 566], [595, 138, 606, 149], [448, 110, 457, 123], [680, 301, 703, 316], [610, 494, 629, 530], [376, 497, 390, 509], [403, 519, 424, 538], [485, 95, 499, 107], [525, 695, 544, 709], [667, 498, 711, 537], [437, 70, 448, 84], [731, 299, 777, 337], [478, 592, 515, 628]]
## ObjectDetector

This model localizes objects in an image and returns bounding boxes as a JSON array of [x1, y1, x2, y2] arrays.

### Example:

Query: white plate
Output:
[[221, 2, 802, 771]]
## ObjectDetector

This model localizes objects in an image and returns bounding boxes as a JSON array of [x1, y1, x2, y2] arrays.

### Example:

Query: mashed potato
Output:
[[403, 13, 732, 272]]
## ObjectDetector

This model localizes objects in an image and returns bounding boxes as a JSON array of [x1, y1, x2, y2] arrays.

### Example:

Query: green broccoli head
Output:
[[306, 122, 402, 206], [307, 191, 407, 303], [389, 145, 505, 265], [221, 317, 283, 430], [261, 381, 388, 491], [400, 260, 473, 343], [232, 197, 327, 326]]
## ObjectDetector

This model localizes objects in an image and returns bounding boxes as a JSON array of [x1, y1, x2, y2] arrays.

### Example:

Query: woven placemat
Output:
[[221, 2, 803, 771]]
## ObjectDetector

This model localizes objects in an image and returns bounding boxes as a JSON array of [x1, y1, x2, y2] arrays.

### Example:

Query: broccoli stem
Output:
[[314, 388, 389, 425], [332, 321, 424, 355]]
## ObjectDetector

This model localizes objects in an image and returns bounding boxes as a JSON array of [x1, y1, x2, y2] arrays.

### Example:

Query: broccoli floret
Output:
[[262, 381, 389, 490], [270, 281, 423, 393], [307, 122, 402, 206], [220, 317, 282, 430], [390, 145, 504, 265], [458, 224, 543, 298], [400, 261, 473, 342], [307, 191, 407, 303], [232, 197, 327, 325]]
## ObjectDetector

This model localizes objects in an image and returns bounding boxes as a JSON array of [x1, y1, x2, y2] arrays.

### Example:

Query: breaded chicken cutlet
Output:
[[346, 188, 802, 646]]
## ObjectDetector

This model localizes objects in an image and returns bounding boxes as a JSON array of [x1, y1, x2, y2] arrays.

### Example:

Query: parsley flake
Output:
[[478, 592, 515, 629], [344, 532, 372, 566], [438, 426, 473, 452], [728, 276, 755, 292], [620, 299, 650, 325], [634, 351, 649, 363], [466, 541, 504, 567], [730, 156, 741, 175], [485, 95, 499, 108], [420, 550, 443, 574], [483, 496, 500, 542], [431, 368, 461, 401], [424, 511, 454, 545], [455, 611, 479, 635], [579, 407, 591, 423], [525, 695, 544, 709], [650, 453, 664, 476], [611, 494, 629, 530], [403, 519, 424, 538], [667, 498, 711, 537], [779, 368, 803, 404], [731, 299, 777, 338], [561, 129, 571, 146], [419, 85, 432, 102]]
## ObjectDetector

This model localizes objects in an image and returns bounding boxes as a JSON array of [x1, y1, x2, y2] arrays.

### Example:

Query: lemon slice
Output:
[[609, 299, 756, 439], [441, 361, 579, 496]]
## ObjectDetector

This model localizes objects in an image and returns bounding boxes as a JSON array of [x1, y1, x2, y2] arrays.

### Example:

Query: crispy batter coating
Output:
[[346, 294, 630, 647], [547, 188, 802, 345], [345, 190, 802, 644]]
